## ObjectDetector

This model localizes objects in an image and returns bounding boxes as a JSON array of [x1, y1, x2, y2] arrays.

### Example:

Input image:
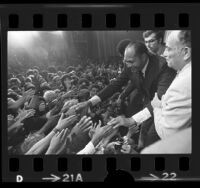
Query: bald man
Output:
[[109, 30, 191, 149], [73, 41, 176, 141]]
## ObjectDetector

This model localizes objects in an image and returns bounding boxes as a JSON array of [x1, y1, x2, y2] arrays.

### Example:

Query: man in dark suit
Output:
[[73, 41, 176, 145]]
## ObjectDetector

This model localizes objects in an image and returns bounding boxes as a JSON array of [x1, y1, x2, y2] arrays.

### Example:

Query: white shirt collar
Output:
[[142, 57, 149, 77], [177, 61, 191, 75]]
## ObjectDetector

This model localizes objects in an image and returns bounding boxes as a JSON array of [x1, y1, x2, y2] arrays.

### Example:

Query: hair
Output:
[[126, 41, 149, 57], [116, 39, 132, 57], [178, 30, 191, 48], [26, 69, 34, 77], [43, 90, 56, 102], [40, 70, 48, 81], [8, 92, 19, 101], [24, 82, 35, 91], [61, 74, 72, 90], [25, 77, 32, 83], [78, 89, 90, 101], [78, 78, 89, 86], [52, 76, 60, 83], [32, 69, 39, 75], [71, 75, 79, 86], [90, 84, 100, 91], [9, 78, 21, 85], [66, 66, 75, 73], [143, 30, 165, 44], [33, 66, 40, 70], [47, 66, 57, 73], [40, 82, 51, 91]]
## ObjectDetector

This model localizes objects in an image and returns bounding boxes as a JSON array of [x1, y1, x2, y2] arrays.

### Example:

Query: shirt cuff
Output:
[[132, 107, 152, 125], [89, 95, 101, 106], [77, 141, 96, 154]]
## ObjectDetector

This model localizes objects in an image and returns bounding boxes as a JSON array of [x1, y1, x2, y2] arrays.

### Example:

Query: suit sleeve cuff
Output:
[[77, 142, 96, 154], [132, 107, 152, 125], [89, 95, 101, 106]]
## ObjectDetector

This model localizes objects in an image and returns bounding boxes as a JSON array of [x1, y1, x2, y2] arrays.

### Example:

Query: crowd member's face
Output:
[[97, 81, 103, 88], [144, 33, 161, 55], [64, 78, 71, 88], [12, 87, 21, 94], [90, 87, 98, 97], [54, 78, 61, 86], [163, 31, 190, 71], [39, 101, 46, 112], [123, 47, 147, 71]]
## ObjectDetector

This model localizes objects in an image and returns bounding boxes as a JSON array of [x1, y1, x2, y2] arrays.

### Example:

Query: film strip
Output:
[[1, 3, 199, 183]]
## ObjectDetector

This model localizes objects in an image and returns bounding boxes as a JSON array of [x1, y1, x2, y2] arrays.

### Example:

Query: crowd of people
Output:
[[7, 30, 191, 154]]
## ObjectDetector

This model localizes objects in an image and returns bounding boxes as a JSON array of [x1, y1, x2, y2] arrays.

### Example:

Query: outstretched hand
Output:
[[107, 115, 137, 129], [91, 122, 115, 147], [60, 99, 79, 114], [46, 128, 70, 154], [55, 113, 78, 131], [16, 108, 36, 122], [70, 101, 91, 115], [22, 88, 35, 102], [69, 116, 93, 141]]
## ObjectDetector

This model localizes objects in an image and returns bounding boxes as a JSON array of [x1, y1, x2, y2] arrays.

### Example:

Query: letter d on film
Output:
[[16, 175, 23, 182]]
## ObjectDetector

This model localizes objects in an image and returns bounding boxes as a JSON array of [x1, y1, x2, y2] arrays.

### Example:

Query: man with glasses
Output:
[[110, 30, 191, 151], [143, 30, 166, 56]]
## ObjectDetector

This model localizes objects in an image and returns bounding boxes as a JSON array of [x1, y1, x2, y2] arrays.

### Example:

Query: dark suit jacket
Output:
[[98, 54, 176, 116]]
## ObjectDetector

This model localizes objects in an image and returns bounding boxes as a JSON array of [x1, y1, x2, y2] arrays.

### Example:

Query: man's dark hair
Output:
[[178, 30, 191, 48], [116, 39, 132, 57], [126, 41, 149, 57], [143, 30, 165, 44]]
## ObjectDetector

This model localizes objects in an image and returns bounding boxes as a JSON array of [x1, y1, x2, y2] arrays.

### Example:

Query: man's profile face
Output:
[[163, 31, 183, 71], [144, 33, 160, 55], [123, 47, 146, 71]]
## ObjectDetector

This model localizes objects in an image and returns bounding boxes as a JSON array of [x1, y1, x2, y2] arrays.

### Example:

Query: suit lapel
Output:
[[143, 55, 159, 91]]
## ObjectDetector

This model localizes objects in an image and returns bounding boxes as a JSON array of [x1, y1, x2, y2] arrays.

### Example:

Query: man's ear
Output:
[[183, 47, 191, 61]]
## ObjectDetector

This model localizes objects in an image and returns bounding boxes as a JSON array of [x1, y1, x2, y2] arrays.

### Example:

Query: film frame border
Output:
[[1, 3, 199, 182]]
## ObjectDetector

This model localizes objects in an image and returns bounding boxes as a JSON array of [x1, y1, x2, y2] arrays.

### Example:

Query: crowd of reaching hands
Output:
[[7, 59, 141, 155]]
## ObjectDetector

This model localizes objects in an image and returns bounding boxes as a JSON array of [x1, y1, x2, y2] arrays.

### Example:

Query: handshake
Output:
[[71, 100, 140, 131]]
